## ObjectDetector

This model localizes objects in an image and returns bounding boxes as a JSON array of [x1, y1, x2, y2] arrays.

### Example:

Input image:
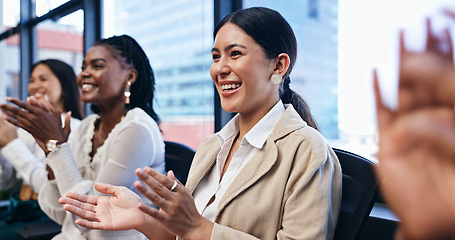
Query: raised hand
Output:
[[59, 182, 147, 231], [375, 75, 455, 240], [374, 14, 455, 240], [397, 19, 455, 112], [0, 96, 67, 152]]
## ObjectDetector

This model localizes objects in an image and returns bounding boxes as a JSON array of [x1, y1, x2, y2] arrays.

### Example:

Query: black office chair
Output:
[[333, 148, 378, 240], [164, 141, 195, 185]]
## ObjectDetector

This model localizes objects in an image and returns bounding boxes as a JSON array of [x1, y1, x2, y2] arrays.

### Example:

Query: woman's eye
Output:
[[94, 65, 103, 69], [81, 66, 86, 71], [212, 54, 220, 61], [231, 51, 241, 57]]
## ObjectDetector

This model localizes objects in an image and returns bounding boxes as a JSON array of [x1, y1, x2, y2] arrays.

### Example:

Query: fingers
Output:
[[144, 167, 180, 195], [424, 18, 453, 61], [26, 95, 59, 113], [93, 182, 118, 195], [424, 18, 436, 51], [443, 9, 455, 19], [135, 167, 178, 207], [5, 97, 37, 114], [59, 193, 99, 222], [63, 112, 72, 138], [61, 200, 98, 221], [373, 69, 392, 132], [399, 30, 406, 58], [0, 104, 33, 129], [443, 28, 454, 65], [27, 96, 50, 112], [405, 109, 455, 157], [74, 219, 105, 230], [137, 202, 163, 221], [61, 191, 99, 205]]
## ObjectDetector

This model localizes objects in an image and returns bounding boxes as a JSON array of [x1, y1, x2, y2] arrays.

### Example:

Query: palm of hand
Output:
[[376, 109, 455, 240], [91, 187, 145, 231]]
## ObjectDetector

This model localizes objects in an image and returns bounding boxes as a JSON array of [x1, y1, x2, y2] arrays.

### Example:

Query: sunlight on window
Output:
[[338, 0, 455, 160], [35, 0, 69, 17]]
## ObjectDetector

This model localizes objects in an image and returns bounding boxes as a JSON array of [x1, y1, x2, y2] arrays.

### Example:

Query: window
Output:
[[37, 10, 84, 73], [244, 0, 454, 161], [35, 0, 70, 17], [308, 0, 319, 19], [0, 34, 20, 99], [2, 0, 20, 27], [0, 0, 20, 100], [103, 0, 214, 150], [243, 0, 339, 140]]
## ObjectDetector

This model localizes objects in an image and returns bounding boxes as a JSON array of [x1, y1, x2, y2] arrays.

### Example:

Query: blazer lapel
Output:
[[215, 137, 279, 220], [186, 139, 220, 193], [214, 105, 305, 220]]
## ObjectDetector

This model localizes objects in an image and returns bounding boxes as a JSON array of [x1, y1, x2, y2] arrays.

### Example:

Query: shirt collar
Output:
[[217, 100, 286, 149]]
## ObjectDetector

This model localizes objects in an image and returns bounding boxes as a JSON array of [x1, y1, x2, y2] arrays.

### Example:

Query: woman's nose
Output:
[[212, 57, 230, 76], [28, 81, 40, 90], [79, 69, 90, 78]]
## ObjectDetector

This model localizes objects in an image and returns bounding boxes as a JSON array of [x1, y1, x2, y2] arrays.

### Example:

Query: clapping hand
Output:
[[59, 182, 148, 231], [60, 168, 214, 240], [0, 96, 70, 153], [374, 16, 455, 240]]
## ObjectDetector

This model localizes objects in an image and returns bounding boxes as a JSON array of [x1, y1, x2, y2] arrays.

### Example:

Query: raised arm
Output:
[[374, 15, 455, 240]]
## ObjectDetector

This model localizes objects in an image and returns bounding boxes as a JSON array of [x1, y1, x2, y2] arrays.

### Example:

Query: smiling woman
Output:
[[0, 59, 83, 196], [0, 35, 165, 240], [58, 7, 341, 240]]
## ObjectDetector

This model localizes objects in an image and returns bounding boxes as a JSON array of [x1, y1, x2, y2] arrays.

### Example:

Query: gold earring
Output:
[[124, 81, 131, 104], [270, 73, 283, 85]]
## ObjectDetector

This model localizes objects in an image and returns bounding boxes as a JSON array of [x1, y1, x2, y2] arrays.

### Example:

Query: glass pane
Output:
[[243, 0, 455, 161], [0, 33, 20, 100], [36, 10, 84, 77], [36, 0, 70, 17], [104, 0, 214, 150], [1, 0, 20, 27], [243, 0, 339, 140]]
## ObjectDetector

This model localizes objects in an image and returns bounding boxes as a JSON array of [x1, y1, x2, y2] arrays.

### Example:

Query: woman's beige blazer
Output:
[[185, 105, 342, 240]]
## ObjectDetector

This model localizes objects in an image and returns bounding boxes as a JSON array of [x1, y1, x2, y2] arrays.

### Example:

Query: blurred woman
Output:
[[0, 35, 165, 240], [0, 59, 83, 196]]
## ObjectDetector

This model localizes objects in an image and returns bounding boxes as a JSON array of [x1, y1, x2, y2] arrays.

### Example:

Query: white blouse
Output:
[[193, 100, 285, 222], [0, 114, 81, 193], [38, 108, 165, 240]]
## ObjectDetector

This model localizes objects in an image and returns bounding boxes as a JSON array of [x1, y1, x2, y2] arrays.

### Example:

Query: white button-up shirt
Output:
[[193, 100, 285, 222]]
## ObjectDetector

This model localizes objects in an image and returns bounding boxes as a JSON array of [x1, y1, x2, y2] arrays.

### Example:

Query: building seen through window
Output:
[[244, 0, 339, 140], [104, 0, 214, 150]]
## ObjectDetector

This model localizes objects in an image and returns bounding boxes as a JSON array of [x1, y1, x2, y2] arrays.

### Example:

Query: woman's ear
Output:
[[273, 53, 291, 76], [127, 69, 138, 84]]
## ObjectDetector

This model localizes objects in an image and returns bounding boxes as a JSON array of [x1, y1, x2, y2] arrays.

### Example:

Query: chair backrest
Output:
[[333, 148, 378, 240], [164, 141, 195, 185]]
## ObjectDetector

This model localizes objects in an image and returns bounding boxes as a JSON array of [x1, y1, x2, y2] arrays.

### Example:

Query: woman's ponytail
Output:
[[280, 77, 318, 130]]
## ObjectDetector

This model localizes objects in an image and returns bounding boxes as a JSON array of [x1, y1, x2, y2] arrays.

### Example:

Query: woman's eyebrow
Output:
[[211, 43, 246, 53]]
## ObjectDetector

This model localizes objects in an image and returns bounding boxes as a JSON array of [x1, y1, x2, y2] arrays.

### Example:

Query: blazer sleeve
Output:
[[277, 151, 340, 240]]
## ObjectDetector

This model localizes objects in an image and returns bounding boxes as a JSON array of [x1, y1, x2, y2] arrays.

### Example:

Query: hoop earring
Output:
[[124, 81, 131, 104], [270, 73, 283, 85]]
